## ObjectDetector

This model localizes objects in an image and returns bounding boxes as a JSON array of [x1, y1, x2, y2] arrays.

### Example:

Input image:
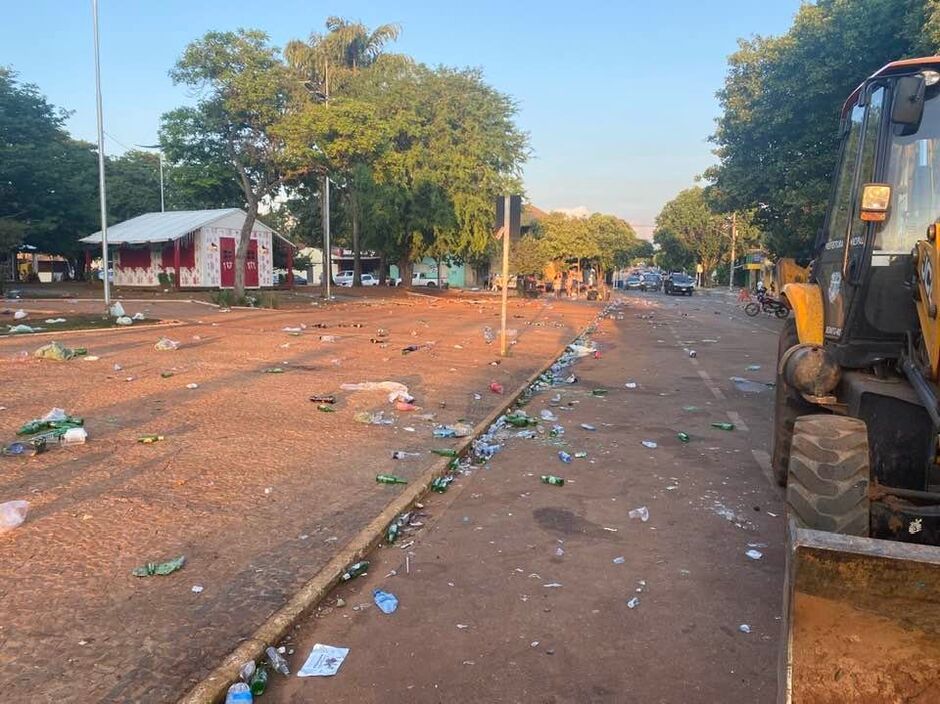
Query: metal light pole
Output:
[[499, 194, 511, 357], [137, 144, 165, 212], [322, 174, 331, 299], [728, 211, 737, 291], [92, 0, 110, 308]]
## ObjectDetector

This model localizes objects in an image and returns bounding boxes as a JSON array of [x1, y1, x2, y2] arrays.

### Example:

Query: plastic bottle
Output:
[[265, 646, 290, 676], [225, 682, 252, 704], [541, 475, 565, 486], [376, 474, 408, 484], [711, 422, 735, 431], [60, 427, 88, 445], [391, 451, 421, 460], [558, 451, 573, 464], [373, 589, 399, 614]]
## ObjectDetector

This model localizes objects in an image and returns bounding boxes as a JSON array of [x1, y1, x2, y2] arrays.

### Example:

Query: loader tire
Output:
[[786, 415, 870, 536], [771, 318, 817, 486]]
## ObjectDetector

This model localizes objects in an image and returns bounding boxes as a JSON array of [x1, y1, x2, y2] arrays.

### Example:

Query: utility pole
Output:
[[499, 194, 511, 357], [92, 0, 110, 310], [158, 153, 165, 212], [322, 175, 331, 300], [137, 145, 165, 212], [728, 211, 737, 291]]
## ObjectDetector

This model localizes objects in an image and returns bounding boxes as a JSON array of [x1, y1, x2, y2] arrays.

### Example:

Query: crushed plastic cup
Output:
[[628, 506, 650, 522], [0, 500, 29, 534], [540, 409, 558, 422], [745, 549, 763, 560], [739, 624, 751, 633], [641, 440, 658, 449], [626, 597, 640, 609]]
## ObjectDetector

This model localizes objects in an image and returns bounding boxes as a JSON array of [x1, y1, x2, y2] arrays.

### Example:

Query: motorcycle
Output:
[[744, 291, 790, 319]]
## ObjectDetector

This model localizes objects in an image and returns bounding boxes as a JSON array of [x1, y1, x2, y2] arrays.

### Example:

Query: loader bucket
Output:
[[780, 521, 940, 703]]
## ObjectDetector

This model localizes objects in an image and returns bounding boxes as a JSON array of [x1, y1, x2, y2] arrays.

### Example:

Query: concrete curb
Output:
[[1, 319, 186, 341], [177, 333, 586, 704]]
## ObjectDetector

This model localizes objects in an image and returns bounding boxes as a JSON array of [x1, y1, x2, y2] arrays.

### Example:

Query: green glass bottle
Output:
[[505, 414, 534, 428], [540, 475, 565, 486], [317, 404, 336, 413], [249, 667, 268, 695], [677, 432, 690, 442], [341, 560, 369, 581], [711, 422, 735, 431], [431, 449, 458, 457], [376, 474, 407, 485]]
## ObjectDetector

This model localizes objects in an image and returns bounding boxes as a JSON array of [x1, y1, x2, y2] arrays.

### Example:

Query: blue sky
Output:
[[2, 1, 803, 237]]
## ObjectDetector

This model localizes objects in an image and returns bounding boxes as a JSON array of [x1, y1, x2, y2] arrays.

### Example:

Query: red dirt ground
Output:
[[0, 292, 596, 702]]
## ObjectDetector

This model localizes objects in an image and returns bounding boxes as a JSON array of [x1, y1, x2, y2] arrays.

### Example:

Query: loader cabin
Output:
[[811, 57, 940, 367]]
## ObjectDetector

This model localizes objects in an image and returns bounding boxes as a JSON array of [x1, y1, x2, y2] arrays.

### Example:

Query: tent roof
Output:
[[80, 209, 292, 246]]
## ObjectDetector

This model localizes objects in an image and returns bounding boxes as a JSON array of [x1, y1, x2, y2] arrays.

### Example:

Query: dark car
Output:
[[640, 273, 662, 292], [664, 273, 695, 296], [625, 275, 643, 290]]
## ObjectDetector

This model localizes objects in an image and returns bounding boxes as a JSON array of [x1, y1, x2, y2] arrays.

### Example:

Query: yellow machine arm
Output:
[[914, 231, 940, 380], [782, 282, 824, 345]]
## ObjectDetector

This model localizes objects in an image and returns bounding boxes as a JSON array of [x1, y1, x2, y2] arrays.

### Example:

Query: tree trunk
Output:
[[378, 251, 388, 285], [234, 199, 258, 301], [398, 255, 414, 288], [351, 190, 362, 287]]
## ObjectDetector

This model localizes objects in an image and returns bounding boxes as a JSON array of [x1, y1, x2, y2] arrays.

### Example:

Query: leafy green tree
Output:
[[654, 187, 728, 285], [0, 68, 98, 267], [584, 212, 639, 285], [707, 0, 934, 260], [107, 150, 162, 222], [162, 29, 298, 299], [510, 235, 548, 276], [285, 18, 404, 285]]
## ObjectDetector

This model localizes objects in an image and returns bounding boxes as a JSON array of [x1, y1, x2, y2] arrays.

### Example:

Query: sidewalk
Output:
[[264, 294, 785, 703]]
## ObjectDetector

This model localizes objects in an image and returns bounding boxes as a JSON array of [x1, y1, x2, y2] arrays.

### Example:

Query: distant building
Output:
[[80, 209, 295, 289]]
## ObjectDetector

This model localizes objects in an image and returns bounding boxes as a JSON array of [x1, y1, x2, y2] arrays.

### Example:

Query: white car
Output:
[[393, 272, 440, 287], [334, 271, 380, 287]]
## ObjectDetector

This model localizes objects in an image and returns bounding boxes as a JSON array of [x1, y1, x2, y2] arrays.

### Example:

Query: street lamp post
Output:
[[137, 144, 165, 212], [91, 0, 110, 309], [728, 211, 737, 291]]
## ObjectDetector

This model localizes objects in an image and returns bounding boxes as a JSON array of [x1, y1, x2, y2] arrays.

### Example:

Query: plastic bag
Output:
[[34, 341, 77, 361], [154, 337, 180, 351], [340, 381, 412, 404], [0, 500, 29, 534], [115, 316, 133, 326], [8, 324, 36, 334], [13, 309, 28, 320], [109, 302, 126, 318]]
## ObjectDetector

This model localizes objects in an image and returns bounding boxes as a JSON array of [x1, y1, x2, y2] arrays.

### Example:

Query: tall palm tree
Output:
[[285, 17, 401, 101]]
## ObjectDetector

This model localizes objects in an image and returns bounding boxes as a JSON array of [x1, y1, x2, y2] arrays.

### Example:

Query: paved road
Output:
[[0, 293, 597, 702], [266, 290, 787, 703]]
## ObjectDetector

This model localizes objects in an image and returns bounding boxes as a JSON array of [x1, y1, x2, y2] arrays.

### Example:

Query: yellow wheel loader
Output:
[[772, 58, 940, 702]]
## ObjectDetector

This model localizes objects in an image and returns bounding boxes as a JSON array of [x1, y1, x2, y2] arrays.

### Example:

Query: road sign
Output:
[[494, 195, 522, 240]]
